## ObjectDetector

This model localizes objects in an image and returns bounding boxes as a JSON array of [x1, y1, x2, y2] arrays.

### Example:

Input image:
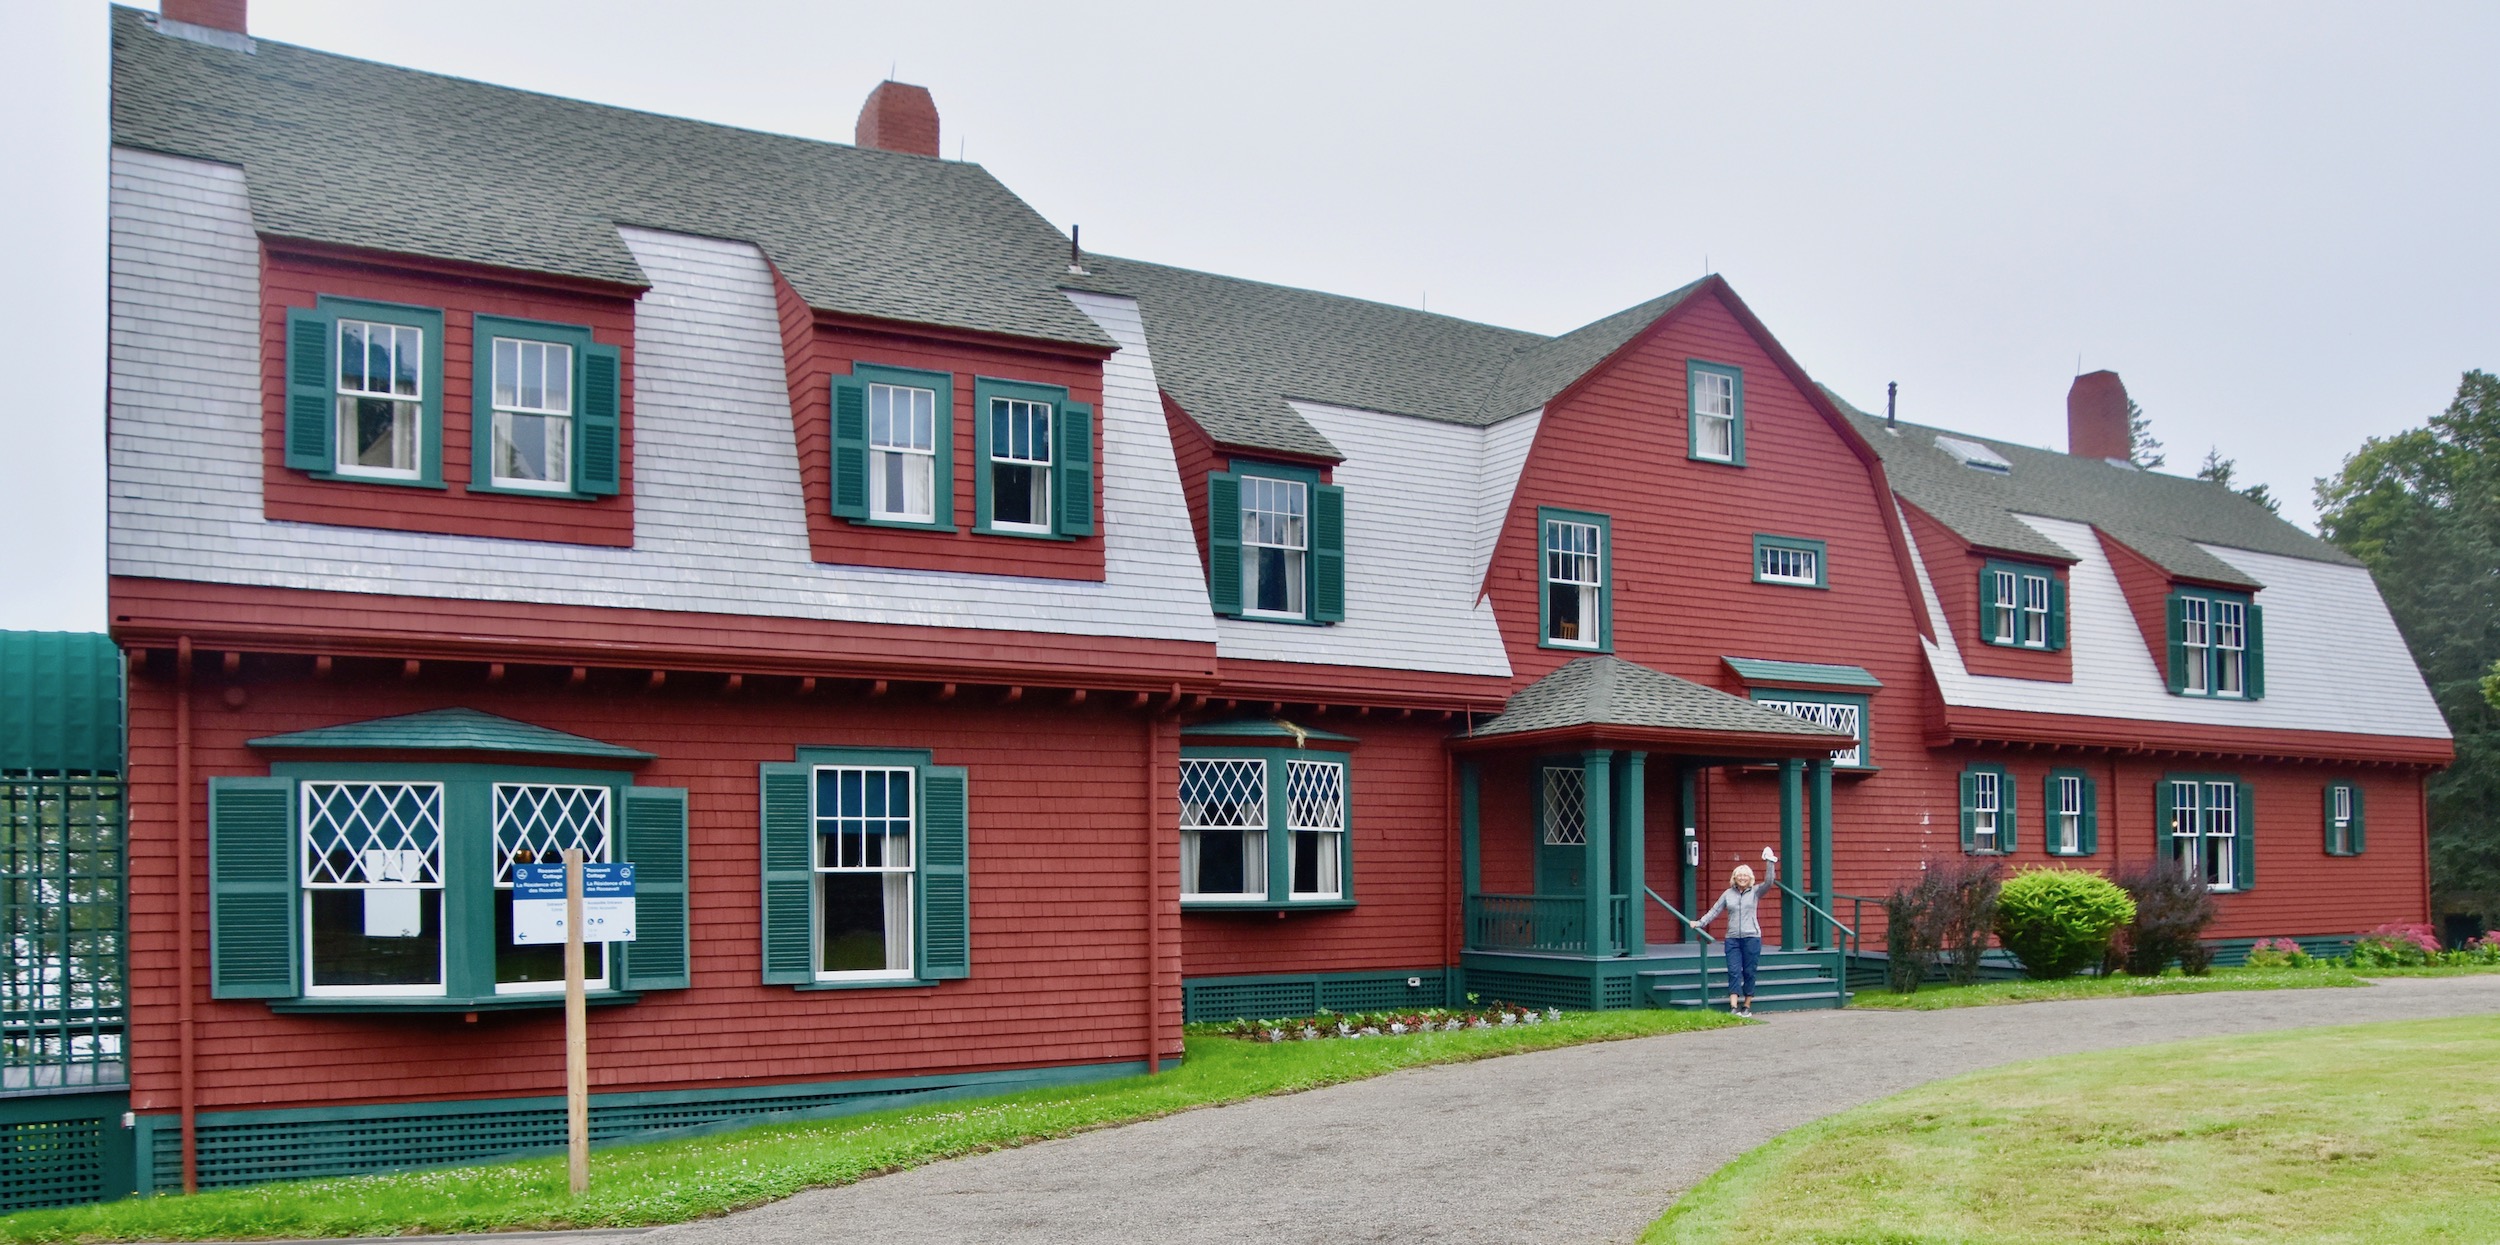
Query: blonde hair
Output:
[[1730, 864, 1756, 890]]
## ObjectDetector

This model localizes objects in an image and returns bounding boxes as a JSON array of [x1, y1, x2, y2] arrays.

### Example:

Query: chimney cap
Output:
[[856, 81, 941, 158]]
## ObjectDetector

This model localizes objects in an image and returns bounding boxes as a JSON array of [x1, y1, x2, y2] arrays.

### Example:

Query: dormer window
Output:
[[869, 382, 940, 522], [971, 377, 1094, 540], [2168, 587, 2263, 699], [284, 297, 445, 487], [337, 319, 426, 479], [1240, 475, 1310, 618], [832, 363, 955, 530], [1206, 464, 1344, 624], [986, 396, 1053, 532], [1981, 560, 2063, 650], [487, 337, 573, 490]]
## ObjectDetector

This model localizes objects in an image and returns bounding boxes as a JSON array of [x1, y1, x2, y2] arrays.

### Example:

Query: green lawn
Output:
[[1850, 965, 2368, 1009], [0, 1010, 1734, 1243], [1646, 1015, 2500, 1244]]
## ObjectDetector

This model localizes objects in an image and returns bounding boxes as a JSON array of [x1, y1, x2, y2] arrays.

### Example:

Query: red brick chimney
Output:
[[855, 82, 940, 158], [2068, 370, 2132, 461], [161, 0, 247, 33]]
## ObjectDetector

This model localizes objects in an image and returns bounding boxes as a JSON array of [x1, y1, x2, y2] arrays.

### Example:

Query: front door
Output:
[[1535, 764, 1586, 896]]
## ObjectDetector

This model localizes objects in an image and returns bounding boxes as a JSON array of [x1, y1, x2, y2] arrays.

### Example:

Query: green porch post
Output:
[[1582, 750, 1614, 957], [1618, 751, 1647, 955], [1810, 758, 1835, 949], [1459, 762, 1481, 947], [1679, 765, 1699, 939], [1778, 758, 1804, 951]]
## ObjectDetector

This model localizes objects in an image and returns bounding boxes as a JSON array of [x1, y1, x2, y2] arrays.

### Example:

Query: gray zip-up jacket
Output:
[[1694, 885, 1764, 940]]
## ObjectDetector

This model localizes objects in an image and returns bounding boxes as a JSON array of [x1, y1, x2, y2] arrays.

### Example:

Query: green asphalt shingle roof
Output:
[[1470, 657, 1852, 741], [1721, 657, 1883, 690], [248, 708, 654, 760], [1827, 389, 2356, 586], [1072, 257, 1706, 458], [110, 7, 1113, 350]]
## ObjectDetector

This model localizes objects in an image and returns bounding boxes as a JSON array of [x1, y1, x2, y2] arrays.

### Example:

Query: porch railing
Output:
[[1771, 882, 1858, 1005], [1472, 893, 1644, 955]]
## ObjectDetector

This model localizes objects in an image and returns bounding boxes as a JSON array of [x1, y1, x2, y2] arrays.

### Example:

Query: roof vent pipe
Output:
[[1885, 381, 1897, 431]]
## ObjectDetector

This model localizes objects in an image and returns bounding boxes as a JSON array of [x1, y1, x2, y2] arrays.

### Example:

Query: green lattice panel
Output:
[[1317, 973, 1441, 1013], [1463, 969, 1594, 1012], [1184, 978, 1318, 1023], [0, 1114, 110, 1210]]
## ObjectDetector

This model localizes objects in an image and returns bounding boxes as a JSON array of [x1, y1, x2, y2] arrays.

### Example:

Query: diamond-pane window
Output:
[[301, 783, 443, 888], [1180, 760, 1266, 829], [1285, 761, 1344, 831], [492, 785, 611, 885], [1542, 767, 1586, 845], [1755, 697, 1865, 768]]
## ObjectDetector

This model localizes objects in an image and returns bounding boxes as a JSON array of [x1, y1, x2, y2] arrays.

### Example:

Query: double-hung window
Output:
[[2168, 587, 2262, 698], [300, 781, 446, 997], [970, 378, 1095, 539], [1959, 765, 2013, 855], [829, 364, 953, 528], [1540, 509, 1610, 651], [869, 383, 939, 522], [283, 298, 445, 486], [487, 337, 573, 490], [1207, 465, 1345, 623], [1982, 561, 2062, 650], [1754, 535, 1826, 588], [757, 749, 969, 987], [2044, 769, 2097, 856], [1751, 691, 1869, 768], [492, 783, 611, 992], [1179, 747, 1353, 908], [1688, 361, 1745, 464], [470, 317, 624, 498], [2324, 781, 2365, 856], [987, 397, 1053, 532], [336, 320, 427, 480], [2165, 776, 2252, 891], [1241, 475, 1310, 619], [814, 767, 916, 979]]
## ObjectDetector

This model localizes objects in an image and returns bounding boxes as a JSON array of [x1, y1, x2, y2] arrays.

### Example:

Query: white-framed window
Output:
[[2022, 574, 2050, 647], [1989, 565, 2054, 648], [335, 319, 425, 479], [300, 781, 446, 997], [1241, 475, 1310, 619], [1541, 766, 1587, 846], [987, 396, 1053, 531], [814, 766, 916, 979], [2212, 598, 2247, 697], [1286, 760, 1346, 900], [1757, 543, 1819, 586], [1691, 368, 1738, 462], [2170, 779, 2239, 890], [1180, 758, 1267, 899], [1992, 570, 2020, 643], [2056, 774, 2084, 855], [487, 336, 573, 490], [2180, 596, 2211, 694], [1970, 769, 2002, 853], [1754, 696, 1866, 768], [869, 382, 939, 522], [1544, 518, 1604, 648], [2329, 782, 2355, 855], [491, 783, 611, 993]]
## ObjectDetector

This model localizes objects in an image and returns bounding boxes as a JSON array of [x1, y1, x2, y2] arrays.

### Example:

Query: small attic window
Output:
[[1934, 436, 2012, 474]]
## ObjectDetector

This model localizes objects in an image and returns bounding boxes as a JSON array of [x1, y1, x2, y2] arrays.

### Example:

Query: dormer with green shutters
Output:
[[1207, 460, 1346, 624], [2165, 585, 2264, 699]]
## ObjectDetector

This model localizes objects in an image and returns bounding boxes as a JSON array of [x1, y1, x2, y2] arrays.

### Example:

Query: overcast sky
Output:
[[6, 1, 2496, 632]]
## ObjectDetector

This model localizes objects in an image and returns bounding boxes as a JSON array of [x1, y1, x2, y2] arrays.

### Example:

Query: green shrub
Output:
[[2115, 857, 2216, 976], [1992, 868, 2136, 979], [2244, 937, 2315, 969]]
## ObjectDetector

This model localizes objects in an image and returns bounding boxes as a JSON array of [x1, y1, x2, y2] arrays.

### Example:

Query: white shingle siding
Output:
[[105, 149, 1215, 645], [1910, 510, 2447, 740]]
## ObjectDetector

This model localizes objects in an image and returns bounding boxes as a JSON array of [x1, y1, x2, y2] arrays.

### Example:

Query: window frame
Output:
[[2163, 772, 2250, 892], [2168, 587, 2262, 699], [2324, 780, 2365, 857], [1960, 763, 2013, 856], [308, 296, 446, 490], [809, 763, 921, 983], [490, 781, 616, 995], [1686, 359, 1746, 466], [973, 377, 1072, 539], [1752, 534, 1828, 589], [1177, 744, 1355, 911], [1748, 689, 1872, 770], [1537, 507, 1614, 653], [849, 363, 956, 531], [468, 315, 605, 500], [1980, 559, 2063, 651], [2044, 766, 2098, 857], [1234, 461, 1321, 623]]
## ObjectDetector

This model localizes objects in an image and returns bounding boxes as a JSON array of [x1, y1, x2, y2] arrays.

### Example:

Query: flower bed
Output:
[[1208, 1003, 1567, 1043], [2247, 926, 2500, 970]]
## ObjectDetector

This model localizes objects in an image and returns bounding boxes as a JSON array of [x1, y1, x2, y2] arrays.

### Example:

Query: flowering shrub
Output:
[[1208, 1003, 1565, 1042], [2450, 932, 2500, 965], [2349, 923, 2441, 967], [2243, 937, 2315, 969]]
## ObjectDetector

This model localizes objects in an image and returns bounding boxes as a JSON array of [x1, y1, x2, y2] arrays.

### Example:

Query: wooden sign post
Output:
[[564, 847, 589, 1195]]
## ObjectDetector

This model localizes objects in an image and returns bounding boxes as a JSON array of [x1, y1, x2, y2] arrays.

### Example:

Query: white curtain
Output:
[[884, 873, 914, 972], [1180, 830, 1202, 897]]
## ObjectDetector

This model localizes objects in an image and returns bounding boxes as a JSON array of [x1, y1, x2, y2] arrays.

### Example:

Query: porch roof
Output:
[[1457, 656, 1856, 757]]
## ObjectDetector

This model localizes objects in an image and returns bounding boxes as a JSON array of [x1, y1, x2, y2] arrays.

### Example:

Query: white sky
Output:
[[5, 1, 2496, 631]]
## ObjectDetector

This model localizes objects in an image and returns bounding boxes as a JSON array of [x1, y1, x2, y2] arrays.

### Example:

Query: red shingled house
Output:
[[62, 0, 2447, 1201]]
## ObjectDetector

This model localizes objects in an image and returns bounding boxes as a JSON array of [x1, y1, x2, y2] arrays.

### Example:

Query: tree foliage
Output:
[[2315, 370, 2500, 930], [2196, 448, 2282, 515], [2127, 398, 2166, 469]]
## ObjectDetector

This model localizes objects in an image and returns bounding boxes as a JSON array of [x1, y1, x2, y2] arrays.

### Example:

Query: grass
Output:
[[1850, 965, 2369, 1009], [2342, 961, 2500, 977], [1645, 1015, 2500, 1244], [0, 1010, 1734, 1243]]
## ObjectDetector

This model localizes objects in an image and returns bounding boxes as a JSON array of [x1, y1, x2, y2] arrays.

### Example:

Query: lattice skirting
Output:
[[0, 1092, 133, 1212], [1182, 969, 1452, 1022], [136, 1059, 1146, 1194]]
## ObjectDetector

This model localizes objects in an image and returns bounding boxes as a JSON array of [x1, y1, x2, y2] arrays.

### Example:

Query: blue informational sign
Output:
[[512, 862, 637, 945]]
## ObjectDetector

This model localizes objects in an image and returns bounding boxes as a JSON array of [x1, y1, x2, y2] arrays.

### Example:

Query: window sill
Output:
[[792, 977, 939, 991], [1238, 612, 1328, 627], [1537, 640, 1610, 654], [468, 480, 600, 502], [851, 514, 960, 534], [976, 524, 1074, 542], [1982, 641, 2058, 651], [1181, 899, 1357, 913], [306, 469, 447, 491], [1753, 579, 1828, 590], [269, 990, 641, 1015]]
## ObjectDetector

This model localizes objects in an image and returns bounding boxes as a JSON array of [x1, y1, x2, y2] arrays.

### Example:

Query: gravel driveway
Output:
[[601, 975, 2500, 1245]]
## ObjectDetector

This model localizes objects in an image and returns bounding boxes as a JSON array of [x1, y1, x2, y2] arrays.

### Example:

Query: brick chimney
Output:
[[2068, 370, 2132, 461], [855, 82, 940, 158], [161, 0, 247, 34]]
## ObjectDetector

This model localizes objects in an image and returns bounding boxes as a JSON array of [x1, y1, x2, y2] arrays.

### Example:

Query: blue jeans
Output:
[[1724, 935, 1762, 997]]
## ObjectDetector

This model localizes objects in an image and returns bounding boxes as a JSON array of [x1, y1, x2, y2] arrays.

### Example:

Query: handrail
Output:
[[1768, 881, 1857, 938], [1644, 887, 1715, 943]]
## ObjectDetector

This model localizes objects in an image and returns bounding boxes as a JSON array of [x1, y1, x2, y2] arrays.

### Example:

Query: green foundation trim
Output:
[[1182, 969, 1454, 1021]]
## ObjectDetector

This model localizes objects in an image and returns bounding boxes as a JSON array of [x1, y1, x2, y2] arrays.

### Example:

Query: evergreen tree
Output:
[[2316, 370, 2500, 935], [2128, 398, 2166, 469], [2196, 448, 2282, 515]]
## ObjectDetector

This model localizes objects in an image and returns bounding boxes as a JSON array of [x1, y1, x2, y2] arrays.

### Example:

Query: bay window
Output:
[[1179, 745, 1352, 909]]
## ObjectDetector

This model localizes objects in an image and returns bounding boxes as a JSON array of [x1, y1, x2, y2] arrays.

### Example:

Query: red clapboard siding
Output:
[[770, 267, 1109, 581], [1164, 392, 1221, 572], [121, 674, 1184, 1115], [259, 245, 638, 547], [1900, 501, 2073, 683], [2099, 529, 2184, 681]]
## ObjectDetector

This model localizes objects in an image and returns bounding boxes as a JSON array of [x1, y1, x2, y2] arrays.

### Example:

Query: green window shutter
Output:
[[2322, 784, 2338, 855], [2049, 578, 2069, 651], [283, 307, 334, 472], [1311, 482, 1346, 623], [1055, 402, 1094, 536], [573, 342, 623, 496], [1959, 769, 1977, 853], [1206, 471, 1243, 617], [2234, 782, 2256, 890], [618, 787, 689, 991], [830, 376, 870, 520], [2352, 785, 2366, 854], [1978, 567, 1999, 643], [2165, 594, 2189, 694], [915, 765, 971, 980], [2156, 779, 2177, 869], [2039, 774, 2058, 854], [2244, 602, 2266, 699], [208, 777, 299, 999], [758, 762, 815, 985], [1999, 772, 2017, 854], [2080, 776, 2100, 855]]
